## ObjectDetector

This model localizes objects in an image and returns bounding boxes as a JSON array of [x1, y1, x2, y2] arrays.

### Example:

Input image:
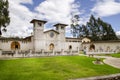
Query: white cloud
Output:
[[2, 0, 81, 37], [3, 0, 35, 37], [34, 0, 82, 37], [116, 31, 120, 35], [91, 0, 120, 17], [35, 0, 80, 24]]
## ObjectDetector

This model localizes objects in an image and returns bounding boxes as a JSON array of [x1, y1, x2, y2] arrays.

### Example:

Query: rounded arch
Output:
[[11, 41, 20, 50], [49, 43, 54, 50], [89, 44, 95, 51], [69, 45, 72, 50]]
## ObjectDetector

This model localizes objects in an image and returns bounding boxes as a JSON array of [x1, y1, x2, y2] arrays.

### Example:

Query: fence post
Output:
[[29, 49, 32, 57], [52, 49, 55, 56], [0, 49, 2, 57], [15, 50, 19, 57], [61, 49, 64, 55], [42, 49, 44, 56]]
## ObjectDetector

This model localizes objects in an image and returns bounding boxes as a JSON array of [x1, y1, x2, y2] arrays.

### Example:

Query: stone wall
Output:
[[82, 41, 120, 53], [0, 40, 32, 51]]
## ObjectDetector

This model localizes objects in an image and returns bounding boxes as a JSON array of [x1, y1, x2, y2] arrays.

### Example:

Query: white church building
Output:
[[0, 19, 81, 57], [0, 19, 120, 57]]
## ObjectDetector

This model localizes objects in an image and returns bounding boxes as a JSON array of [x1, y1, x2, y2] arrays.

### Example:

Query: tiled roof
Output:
[[30, 19, 47, 23], [54, 23, 68, 27]]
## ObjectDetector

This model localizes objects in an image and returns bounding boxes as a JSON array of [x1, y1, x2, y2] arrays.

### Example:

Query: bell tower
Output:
[[54, 23, 68, 51], [30, 19, 47, 39], [30, 19, 47, 52], [54, 23, 67, 41]]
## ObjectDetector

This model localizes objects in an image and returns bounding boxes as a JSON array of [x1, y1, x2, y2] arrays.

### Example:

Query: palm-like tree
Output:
[[0, 0, 10, 36]]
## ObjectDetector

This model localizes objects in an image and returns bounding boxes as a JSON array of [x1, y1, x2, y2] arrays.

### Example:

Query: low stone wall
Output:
[[0, 50, 79, 58], [0, 49, 2, 57]]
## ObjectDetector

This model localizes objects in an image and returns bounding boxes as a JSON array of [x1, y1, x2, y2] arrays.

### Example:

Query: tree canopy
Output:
[[71, 15, 118, 41], [0, 0, 10, 36]]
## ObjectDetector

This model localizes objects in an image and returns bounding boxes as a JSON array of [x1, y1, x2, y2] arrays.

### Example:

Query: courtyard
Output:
[[0, 55, 120, 80]]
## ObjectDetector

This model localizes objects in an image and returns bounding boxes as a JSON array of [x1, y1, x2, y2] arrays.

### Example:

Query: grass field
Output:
[[0, 56, 120, 80], [95, 53, 120, 58], [111, 53, 120, 58]]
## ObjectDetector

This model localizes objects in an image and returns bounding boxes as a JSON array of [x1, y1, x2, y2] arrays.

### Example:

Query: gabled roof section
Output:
[[54, 23, 68, 27], [30, 19, 47, 23], [44, 29, 59, 34]]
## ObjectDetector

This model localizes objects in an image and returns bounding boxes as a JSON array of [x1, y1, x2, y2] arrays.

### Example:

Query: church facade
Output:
[[31, 19, 81, 52], [0, 19, 81, 57]]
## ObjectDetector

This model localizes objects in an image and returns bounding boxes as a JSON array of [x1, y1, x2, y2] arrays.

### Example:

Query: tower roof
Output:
[[54, 23, 68, 27], [44, 29, 59, 34], [30, 19, 47, 23]]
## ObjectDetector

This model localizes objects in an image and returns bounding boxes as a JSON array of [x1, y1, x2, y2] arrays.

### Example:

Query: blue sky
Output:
[[3, 0, 120, 37]]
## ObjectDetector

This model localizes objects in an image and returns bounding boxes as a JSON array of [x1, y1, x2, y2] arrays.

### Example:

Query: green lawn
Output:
[[0, 56, 120, 80], [111, 53, 120, 58], [96, 53, 120, 58]]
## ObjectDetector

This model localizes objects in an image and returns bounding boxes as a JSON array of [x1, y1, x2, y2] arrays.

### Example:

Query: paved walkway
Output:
[[79, 54, 120, 69], [93, 55, 120, 69], [71, 73, 120, 80]]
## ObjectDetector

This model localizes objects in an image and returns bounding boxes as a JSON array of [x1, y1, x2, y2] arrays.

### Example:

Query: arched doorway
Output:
[[11, 41, 20, 50], [69, 45, 72, 50], [89, 44, 95, 51], [49, 43, 54, 50]]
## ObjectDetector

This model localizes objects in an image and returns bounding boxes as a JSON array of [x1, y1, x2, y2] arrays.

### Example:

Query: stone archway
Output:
[[89, 44, 95, 51], [49, 43, 54, 50], [11, 41, 20, 50], [69, 45, 72, 50]]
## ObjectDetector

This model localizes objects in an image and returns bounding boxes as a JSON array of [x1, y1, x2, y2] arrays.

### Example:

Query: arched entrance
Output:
[[49, 43, 54, 50], [69, 45, 72, 50], [11, 41, 20, 50], [89, 44, 95, 51]]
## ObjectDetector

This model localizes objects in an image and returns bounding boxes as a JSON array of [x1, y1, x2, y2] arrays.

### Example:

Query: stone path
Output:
[[70, 73, 120, 80], [93, 56, 120, 69]]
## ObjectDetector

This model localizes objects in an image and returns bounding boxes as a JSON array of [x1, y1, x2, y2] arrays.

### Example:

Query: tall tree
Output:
[[0, 0, 10, 36], [71, 15, 118, 41], [87, 15, 118, 41], [71, 15, 81, 38], [87, 15, 100, 41]]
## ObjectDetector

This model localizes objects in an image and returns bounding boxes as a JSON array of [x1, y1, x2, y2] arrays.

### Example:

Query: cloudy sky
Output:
[[2, 0, 120, 37]]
